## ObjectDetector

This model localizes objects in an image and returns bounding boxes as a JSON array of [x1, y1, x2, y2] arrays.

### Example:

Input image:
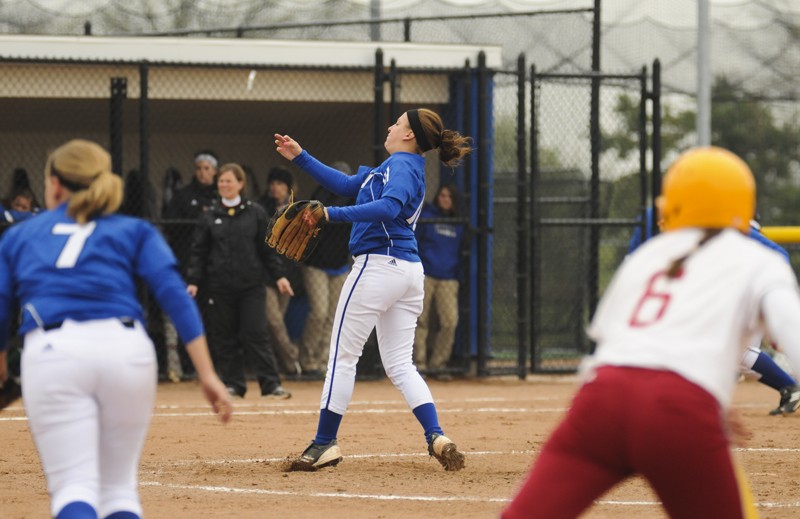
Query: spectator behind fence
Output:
[[8, 167, 35, 203], [186, 163, 292, 399], [163, 150, 219, 270], [162, 151, 219, 381], [161, 166, 183, 214], [413, 184, 466, 380], [2, 187, 40, 224], [300, 161, 354, 379], [258, 166, 304, 376]]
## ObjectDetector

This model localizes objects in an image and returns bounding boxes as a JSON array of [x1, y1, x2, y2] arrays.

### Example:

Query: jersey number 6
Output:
[[628, 270, 682, 328]]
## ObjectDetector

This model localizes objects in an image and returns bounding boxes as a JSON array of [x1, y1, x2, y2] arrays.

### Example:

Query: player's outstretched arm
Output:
[[275, 134, 303, 161], [185, 336, 233, 423]]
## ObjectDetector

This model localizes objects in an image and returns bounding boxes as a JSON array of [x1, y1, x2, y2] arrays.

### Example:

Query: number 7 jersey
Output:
[[0, 203, 203, 350], [587, 227, 799, 408]]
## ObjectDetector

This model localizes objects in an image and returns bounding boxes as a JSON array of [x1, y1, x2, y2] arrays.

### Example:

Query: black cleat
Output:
[[288, 440, 343, 471], [769, 385, 800, 416]]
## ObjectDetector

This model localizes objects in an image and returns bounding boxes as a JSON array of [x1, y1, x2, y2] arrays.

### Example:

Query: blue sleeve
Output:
[[293, 151, 362, 198], [0, 235, 13, 351], [328, 197, 401, 223], [628, 207, 655, 254], [134, 224, 204, 344], [749, 228, 791, 263], [628, 226, 644, 254]]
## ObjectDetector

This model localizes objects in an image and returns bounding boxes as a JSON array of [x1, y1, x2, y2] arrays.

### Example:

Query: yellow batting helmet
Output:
[[657, 146, 755, 233]]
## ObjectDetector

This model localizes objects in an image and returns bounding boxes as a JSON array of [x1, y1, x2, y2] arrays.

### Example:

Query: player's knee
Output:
[[384, 362, 413, 384]]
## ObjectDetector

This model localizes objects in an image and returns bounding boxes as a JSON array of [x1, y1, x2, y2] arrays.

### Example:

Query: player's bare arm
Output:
[[185, 336, 233, 424], [274, 134, 302, 160]]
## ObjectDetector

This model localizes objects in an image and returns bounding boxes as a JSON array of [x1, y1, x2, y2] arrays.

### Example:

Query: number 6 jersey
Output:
[[587, 227, 800, 408]]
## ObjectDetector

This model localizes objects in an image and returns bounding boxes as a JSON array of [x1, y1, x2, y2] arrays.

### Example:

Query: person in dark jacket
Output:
[[258, 166, 303, 376], [186, 163, 293, 399], [299, 161, 354, 377], [163, 150, 219, 271], [161, 150, 219, 381], [413, 184, 466, 378]]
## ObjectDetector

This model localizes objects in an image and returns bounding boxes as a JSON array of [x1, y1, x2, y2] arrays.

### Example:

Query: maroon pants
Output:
[[503, 367, 752, 519]]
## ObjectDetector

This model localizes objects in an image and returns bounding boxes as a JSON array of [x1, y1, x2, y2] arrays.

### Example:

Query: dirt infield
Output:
[[2, 376, 800, 518]]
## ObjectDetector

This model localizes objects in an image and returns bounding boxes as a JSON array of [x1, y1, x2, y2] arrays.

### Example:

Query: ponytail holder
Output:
[[407, 109, 433, 152], [51, 167, 91, 192]]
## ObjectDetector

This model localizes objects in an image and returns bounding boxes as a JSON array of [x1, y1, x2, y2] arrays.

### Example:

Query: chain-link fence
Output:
[[530, 70, 653, 373], [0, 8, 619, 380]]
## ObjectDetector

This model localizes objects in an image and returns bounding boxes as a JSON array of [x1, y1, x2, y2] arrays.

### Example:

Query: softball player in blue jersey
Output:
[[274, 108, 471, 471], [0, 140, 232, 519]]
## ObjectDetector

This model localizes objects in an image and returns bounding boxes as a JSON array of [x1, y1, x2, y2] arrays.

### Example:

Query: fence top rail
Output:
[[118, 8, 595, 38], [0, 34, 502, 69], [533, 72, 645, 81], [538, 218, 641, 227]]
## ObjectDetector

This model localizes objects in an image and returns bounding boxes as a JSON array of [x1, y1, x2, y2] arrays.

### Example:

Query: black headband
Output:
[[407, 109, 433, 152], [51, 167, 90, 192]]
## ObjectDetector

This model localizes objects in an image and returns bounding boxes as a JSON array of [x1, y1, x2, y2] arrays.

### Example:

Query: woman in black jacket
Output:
[[187, 163, 293, 398]]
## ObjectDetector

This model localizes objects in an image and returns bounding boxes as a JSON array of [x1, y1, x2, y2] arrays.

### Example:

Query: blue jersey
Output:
[[1, 203, 36, 224], [416, 204, 465, 280], [294, 151, 426, 262], [748, 227, 791, 263], [0, 203, 204, 350]]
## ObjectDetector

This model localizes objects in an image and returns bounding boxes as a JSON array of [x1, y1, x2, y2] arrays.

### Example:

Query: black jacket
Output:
[[256, 194, 303, 292], [304, 185, 353, 270], [163, 179, 217, 273], [186, 197, 286, 292]]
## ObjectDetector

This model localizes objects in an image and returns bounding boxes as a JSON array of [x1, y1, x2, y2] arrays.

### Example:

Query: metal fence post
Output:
[[373, 49, 385, 167], [476, 50, 489, 377], [110, 77, 127, 176], [651, 59, 662, 236], [139, 62, 150, 215], [460, 58, 473, 373], [638, 66, 648, 242], [389, 58, 398, 124], [516, 53, 529, 380], [529, 65, 540, 373]]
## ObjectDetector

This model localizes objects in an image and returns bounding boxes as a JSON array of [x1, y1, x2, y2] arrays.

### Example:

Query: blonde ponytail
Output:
[[47, 139, 123, 223], [67, 171, 123, 224]]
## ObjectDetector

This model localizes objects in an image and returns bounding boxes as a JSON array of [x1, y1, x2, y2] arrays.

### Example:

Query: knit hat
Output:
[[267, 167, 293, 188]]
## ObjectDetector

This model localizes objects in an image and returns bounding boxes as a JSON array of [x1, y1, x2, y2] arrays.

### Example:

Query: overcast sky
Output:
[[19, 0, 800, 28], [352, 0, 800, 27]]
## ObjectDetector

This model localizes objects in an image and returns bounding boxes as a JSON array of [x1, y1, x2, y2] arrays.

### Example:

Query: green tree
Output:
[[603, 76, 800, 225]]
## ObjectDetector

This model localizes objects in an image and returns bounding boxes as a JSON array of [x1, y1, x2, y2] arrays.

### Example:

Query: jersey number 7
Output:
[[52, 222, 97, 268]]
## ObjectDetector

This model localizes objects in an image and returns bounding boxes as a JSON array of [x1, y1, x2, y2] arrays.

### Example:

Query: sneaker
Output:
[[263, 385, 292, 399], [427, 433, 465, 471], [290, 440, 343, 471], [227, 386, 245, 398], [769, 385, 800, 415]]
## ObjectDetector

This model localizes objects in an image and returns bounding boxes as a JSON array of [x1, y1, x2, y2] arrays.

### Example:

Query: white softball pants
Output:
[[22, 318, 157, 518], [321, 254, 433, 415]]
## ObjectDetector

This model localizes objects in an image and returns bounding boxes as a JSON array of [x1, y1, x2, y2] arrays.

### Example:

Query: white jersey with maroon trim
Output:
[[588, 227, 798, 408]]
